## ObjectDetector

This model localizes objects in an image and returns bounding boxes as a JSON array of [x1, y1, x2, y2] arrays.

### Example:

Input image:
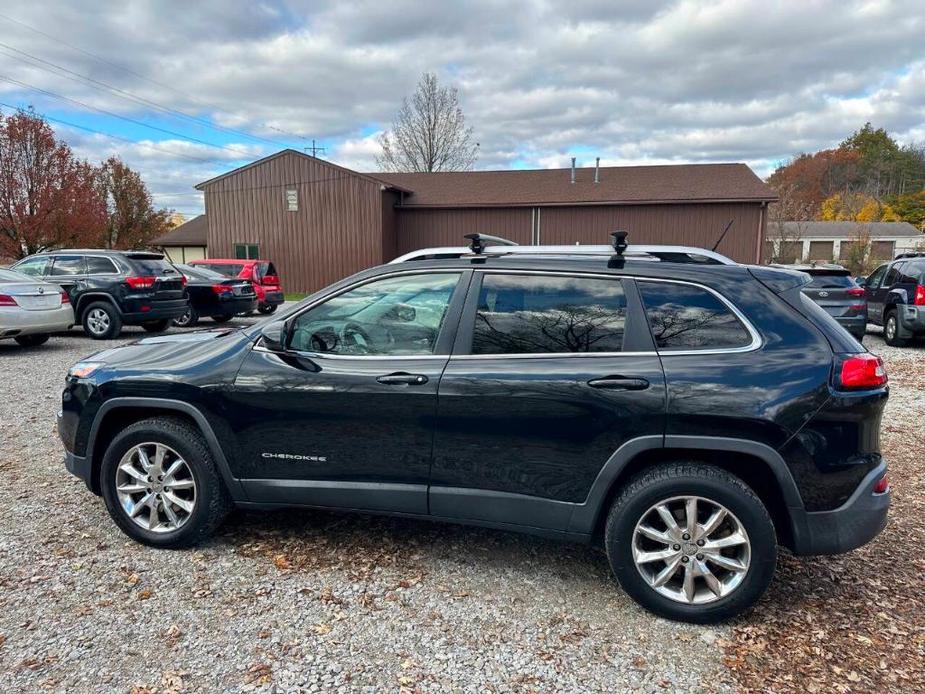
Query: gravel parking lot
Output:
[[0, 320, 921, 693]]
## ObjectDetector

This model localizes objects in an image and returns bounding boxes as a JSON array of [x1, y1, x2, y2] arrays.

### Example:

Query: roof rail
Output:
[[390, 244, 736, 265], [894, 252, 925, 259]]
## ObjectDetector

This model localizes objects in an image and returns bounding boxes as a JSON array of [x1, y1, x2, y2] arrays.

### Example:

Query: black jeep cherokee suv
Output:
[[58, 237, 890, 623], [12, 250, 188, 339]]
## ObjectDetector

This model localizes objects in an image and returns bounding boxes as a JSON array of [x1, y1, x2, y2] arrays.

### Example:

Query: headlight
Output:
[[68, 361, 104, 378]]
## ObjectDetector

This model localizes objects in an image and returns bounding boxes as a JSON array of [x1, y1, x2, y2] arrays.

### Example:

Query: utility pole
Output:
[[304, 139, 326, 157]]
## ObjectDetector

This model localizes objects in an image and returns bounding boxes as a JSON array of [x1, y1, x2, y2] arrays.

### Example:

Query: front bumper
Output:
[[898, 304, 925, 335], [0, 305, 74, 337], [59, 409, 94, 492], [789, 462, 890, 555]]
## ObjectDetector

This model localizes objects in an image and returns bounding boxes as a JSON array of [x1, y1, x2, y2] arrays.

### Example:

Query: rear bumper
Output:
[[261, 291, 284, 306], [122, 299, 188, 324], [834, 315, 867, 336], [0, 305, 74, 337], [212, 296, 258, 316], [789, 462, 889, 555], [898, 305, 925, 334]]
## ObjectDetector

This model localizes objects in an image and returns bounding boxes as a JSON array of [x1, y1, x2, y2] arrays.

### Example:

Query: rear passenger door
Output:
[[864, 264, 889, 324], [430, 271, 666, 532]]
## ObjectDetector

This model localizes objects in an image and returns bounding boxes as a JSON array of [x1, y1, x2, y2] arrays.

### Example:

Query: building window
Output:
[[779, 241, 803, 263], [807, 241, 834, 261], [871, 241, 895, 260], [286, 188, 298, 211], [234, 244, 259, 260]]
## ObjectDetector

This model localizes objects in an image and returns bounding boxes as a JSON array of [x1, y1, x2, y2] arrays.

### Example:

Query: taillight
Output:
[[0, 294, 17, 306], [125, 276, 156, 290], [60, 292, 70, 304], [873, 475, 890, 494], [915, 285, 925, 306], [263, 274, 279, 286], [211, 284, 232, 295], [838, 353, 887, 389], [846, 287, 865, 298], [179, 275, 187, 287]]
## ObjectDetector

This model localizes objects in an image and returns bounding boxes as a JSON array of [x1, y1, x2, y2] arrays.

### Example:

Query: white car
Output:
[[0, 268, 75, 346]]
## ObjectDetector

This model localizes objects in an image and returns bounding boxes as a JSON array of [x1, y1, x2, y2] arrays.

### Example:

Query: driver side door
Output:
[[227, 270, 469, 515]]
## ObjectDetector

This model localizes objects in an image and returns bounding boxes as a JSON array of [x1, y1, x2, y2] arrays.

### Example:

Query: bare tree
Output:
[[766, 182, 812, 263], [376, 72, 479, 172]]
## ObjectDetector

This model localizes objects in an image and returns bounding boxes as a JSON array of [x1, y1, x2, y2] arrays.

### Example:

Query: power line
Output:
[[0, 39, 300, 151], [0, 74, 259, 157], [0, 99, 224, 165], [0, 11, 311, 144]]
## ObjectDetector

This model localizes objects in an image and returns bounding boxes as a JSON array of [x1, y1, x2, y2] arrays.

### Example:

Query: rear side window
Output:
[[883, 264, 902, 286], [49, 255, 86, 276], [806, 273, 854, 289], [471, 274, 627, 354], [638, 281, 752, 351], [899, 262, 925, 284], [85, 256, 119, 274]]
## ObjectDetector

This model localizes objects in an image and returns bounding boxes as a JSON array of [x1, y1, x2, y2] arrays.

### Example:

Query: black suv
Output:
[[12, 250, 188, 339], [58, 236, 890, 623], [861, 253, 925, 346]]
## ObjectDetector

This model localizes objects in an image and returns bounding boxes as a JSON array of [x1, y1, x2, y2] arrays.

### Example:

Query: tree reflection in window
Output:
[[472, 275, 626, 354], [637, 281, 751, 350]]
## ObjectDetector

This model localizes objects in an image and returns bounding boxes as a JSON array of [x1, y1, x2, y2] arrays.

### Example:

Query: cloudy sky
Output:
[[0, 0, 922, 217]]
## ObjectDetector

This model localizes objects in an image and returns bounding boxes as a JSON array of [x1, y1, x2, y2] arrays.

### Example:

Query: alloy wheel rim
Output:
[[176, 308, 192, 326], [115, 442, 197, 533], [632, 495, 751, 605], [886, 316, 896, 339], [87, 308, 110, 335]]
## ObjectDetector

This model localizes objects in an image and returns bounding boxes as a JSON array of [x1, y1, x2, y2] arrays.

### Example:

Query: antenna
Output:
[[304, 139, 326, 157], [711, 219, 734, 251]]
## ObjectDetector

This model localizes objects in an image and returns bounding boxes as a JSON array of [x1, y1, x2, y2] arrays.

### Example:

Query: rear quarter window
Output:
[[637, 281, 753, 351]]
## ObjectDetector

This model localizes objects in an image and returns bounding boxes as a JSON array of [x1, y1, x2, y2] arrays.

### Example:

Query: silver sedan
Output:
[[0, 268, 74, 346]]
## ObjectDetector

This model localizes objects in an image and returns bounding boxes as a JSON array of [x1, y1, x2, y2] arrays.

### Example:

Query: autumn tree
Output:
[[0, 108, 106, 258], [376, 72, 479, 172], [95, 156, 170, 249]]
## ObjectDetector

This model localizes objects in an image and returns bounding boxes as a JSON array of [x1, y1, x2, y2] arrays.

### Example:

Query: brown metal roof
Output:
[[151, 214, 208, 246], [370, 163, 776, 208]]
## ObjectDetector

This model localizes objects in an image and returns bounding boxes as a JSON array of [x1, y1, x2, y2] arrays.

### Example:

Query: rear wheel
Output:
[[142, 319, 170, 333], [211, 314, 233, 323], [604, 463, 777, 624], [14, 333, 49, 347], [257, 303, 277, 315], [884, 310, 909, 347], [82, 301, 122, 339], [173, 306, 199, 328], [100, 417, 232, 547]]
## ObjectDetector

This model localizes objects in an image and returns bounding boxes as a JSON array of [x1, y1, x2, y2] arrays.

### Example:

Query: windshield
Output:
[[0, 268, 32, 282], [130, 257, 179, 275], [806, 273, 855, 289]]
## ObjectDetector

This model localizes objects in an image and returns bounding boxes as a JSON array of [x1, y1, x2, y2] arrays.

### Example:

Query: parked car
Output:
[[172, 264, 258, 328], [188, 259, 283, 315], [861, 254, 925, 346], [59, 235, 890, 624], [0, 268, 74, 346], [770, 263, 867, 341], [11, 250, 188, 340]]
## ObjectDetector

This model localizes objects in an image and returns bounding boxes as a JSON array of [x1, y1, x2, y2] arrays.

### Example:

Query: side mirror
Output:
[[261, 320, 288, 352], [855, 277, 866, 287]]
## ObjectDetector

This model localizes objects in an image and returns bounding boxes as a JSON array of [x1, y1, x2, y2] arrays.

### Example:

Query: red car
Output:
[[189, 259, 284, 314]]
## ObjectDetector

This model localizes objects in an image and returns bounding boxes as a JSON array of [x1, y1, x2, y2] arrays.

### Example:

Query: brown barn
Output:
[[154, 149, 776, 293]]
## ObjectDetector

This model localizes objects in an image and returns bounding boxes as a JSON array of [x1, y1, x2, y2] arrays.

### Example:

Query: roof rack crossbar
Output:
[[464, 233, 518, 255]]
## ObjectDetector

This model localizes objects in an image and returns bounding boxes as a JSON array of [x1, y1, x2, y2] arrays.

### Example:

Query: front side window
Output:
[[49, 255, 86, 276], [471, 274, 627, 355], [12, 256, 48, 277], [288, 273, 460, 356], [638, 281, 752, 351]]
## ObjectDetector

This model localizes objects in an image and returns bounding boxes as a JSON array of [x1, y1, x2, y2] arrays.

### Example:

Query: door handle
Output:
[[377, 372, 429, 385], [587, 376, 650, 390]]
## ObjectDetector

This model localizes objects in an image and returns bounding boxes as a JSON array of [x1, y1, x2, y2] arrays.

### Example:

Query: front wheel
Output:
[[883, 311, 910, 347], [604, 463, 777, 624], [257, 303, 277, 315], [100, 416, 232, 548], [14, 333, 49, 347]]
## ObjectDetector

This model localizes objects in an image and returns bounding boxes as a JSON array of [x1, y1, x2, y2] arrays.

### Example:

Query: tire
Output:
[[604, 463, 777, 624], [173, 306, 199, 328], [14, 333, 49, 347], [82, 301, 122, 339], [142, 319, 170, 333], [257, 303, 277, 315], [883, 310, 909, 347], [211, 314, 233, 324], [100, 416, 232, 548]]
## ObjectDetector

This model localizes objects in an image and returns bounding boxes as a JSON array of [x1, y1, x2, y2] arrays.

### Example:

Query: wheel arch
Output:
[[86, 398, 245, 501], [572, 435, 803, 549], [76, 293, 121, 320]]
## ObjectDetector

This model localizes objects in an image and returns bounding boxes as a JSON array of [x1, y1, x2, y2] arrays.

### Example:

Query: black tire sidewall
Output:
[[258, 303, 277, 314], [14, 334, 49, 346], [142, 319, 170, 333], [607, 469, 777, 624], [100, 422, 215, 548], [174, 306, 198, 328], [82, 301, 122, 340]]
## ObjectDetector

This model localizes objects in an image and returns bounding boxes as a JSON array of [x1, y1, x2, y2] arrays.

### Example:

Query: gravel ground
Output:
[[0, 317, 730, 693], [0, 321, 919, 693]]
